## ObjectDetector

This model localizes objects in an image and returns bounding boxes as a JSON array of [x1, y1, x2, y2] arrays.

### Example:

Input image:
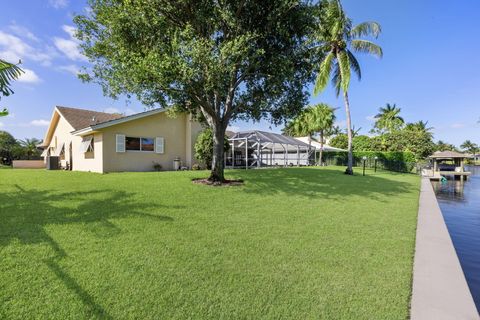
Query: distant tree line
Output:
[[0, 131, 42, 165], [284, 102, 477, 161]]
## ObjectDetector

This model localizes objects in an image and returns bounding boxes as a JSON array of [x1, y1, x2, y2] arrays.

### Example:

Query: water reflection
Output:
[[432, 166, 480, 312]]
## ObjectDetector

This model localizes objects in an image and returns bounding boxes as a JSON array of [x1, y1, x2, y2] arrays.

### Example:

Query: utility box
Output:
[[46, 156, 60, 170]]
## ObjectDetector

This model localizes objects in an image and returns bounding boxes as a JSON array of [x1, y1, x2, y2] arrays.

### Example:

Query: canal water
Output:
[[431, 166, 480, 312]]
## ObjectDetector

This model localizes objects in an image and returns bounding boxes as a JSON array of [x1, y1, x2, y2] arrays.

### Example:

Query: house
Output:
[[40, 106, 203, 173]]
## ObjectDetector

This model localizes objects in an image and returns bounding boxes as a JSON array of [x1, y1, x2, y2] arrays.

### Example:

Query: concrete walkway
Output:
[[411, 178, 479, 319]]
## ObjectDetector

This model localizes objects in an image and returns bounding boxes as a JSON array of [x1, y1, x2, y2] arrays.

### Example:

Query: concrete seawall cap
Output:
[[411, 178, 479, 319]]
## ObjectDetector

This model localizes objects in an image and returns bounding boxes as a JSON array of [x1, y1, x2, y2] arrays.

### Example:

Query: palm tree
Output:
[[373, 103, 404, 134], [0, 58, 24, 117], [19, 138, 42, 159], [351, 125, 361, 137], [405, 120, 434, 138], [460, 140, 478, 159], [310, 104, 336, 166], [284, 103, 336, 165], [313, 0, 382, 174], [436, 140, 457, 152]]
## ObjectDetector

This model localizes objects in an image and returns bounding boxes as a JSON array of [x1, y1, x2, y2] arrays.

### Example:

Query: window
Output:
[[80, 135, 94, 153], [125, 136, 155, 152], [141, 138, 154, 151], [126, 137, 141, 151]]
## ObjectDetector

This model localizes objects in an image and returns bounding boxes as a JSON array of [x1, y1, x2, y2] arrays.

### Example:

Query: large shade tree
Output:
[[0, 59, 23, 117], [312, 0, 382, 174], [74, 0, 319, 182]]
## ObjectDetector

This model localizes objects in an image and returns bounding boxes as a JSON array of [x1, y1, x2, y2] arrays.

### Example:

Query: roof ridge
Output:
[[56, 105, 121, 115]]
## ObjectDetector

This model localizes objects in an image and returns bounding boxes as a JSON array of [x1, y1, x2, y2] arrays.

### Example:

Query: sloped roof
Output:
[[71, 107, 167, 135], [230, 130, 311, 148], [294, 136, 346, 151], [56, 106, 124, 130], [429, 151, 468, 159]]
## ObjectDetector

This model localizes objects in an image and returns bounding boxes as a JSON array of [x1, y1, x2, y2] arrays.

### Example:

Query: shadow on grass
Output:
[[239, 167, 417, 201], [0, 185, 177, 318]]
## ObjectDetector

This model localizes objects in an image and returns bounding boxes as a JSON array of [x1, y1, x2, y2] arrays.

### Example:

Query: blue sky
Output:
[[1, 0, 479, 146]]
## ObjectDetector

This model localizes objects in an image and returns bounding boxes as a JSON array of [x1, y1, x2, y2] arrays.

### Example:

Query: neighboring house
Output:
[[294, 136, 346, 152], [40, 106, 202, 173]]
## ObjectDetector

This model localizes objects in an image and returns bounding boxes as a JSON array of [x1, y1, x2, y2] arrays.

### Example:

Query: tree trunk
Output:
[[343, 91, 354, 175], [307, 134, 312, 165], [208, 122, 226, 182], [319, 130, 324, 166]]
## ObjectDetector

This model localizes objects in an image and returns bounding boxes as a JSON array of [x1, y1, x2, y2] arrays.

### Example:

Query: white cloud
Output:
[[366, 115, 376, 122], [0, 122, 3, 128], [17, 68, 41, 83], [450, 123, 465, 129], [58, 64, 80, 75], [30, 119, 50, 127], [0, 30, 54, 66], [54, 25, 87, 61], [49, 0, 69, 9], [8, 23, 39, 42]]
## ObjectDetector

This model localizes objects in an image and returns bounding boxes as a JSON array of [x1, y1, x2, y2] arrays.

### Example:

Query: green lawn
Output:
[[0, 167, 420, 319]]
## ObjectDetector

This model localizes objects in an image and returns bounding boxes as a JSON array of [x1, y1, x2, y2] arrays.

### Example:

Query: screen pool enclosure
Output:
[[226, 130, 317, 169]]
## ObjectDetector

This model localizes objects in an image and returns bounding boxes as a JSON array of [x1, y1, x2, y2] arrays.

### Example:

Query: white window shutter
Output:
[[116, 134, 125, 153], [155, 137, 164, 154]]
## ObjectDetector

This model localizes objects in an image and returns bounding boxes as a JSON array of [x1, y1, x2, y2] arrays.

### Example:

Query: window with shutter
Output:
[[155, 137, 164, 154], [116, 134, 125, 152]]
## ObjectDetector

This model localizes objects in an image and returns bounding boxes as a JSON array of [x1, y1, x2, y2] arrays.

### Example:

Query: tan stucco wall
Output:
[[44, 115, 75, 168], [101, 112, 202, 172], [72, 132, 104, 173]]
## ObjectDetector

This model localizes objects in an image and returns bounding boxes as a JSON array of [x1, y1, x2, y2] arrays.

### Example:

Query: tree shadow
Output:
[[0, 185, 178, 318], [240, 167, 417, 202]]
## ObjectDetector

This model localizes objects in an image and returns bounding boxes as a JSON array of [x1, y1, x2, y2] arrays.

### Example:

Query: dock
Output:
[[426, 151, 472, 182]]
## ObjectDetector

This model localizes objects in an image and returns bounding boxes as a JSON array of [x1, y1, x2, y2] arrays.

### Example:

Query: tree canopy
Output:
[[372, 103, 404, 134], [75, 0, 319, 181], [0, 58, 23, 117]]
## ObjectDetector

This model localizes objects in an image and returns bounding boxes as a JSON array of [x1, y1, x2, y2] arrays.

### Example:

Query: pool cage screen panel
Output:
[[226, 130, 316, 169]]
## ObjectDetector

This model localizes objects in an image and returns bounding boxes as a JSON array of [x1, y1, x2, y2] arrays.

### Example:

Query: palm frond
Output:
[[336, 50, 351, 92], [314, 51, 335, 96], [0, 59, 24, 97], [0, 108, 8, 117], [347, 50, 361, 80], [331, 62, 341, 97], [351, 21, 382, 39], [351, 40, 383, 58]]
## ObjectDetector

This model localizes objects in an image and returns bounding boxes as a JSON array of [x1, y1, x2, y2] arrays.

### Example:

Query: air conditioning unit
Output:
[[46, 156, 60, 170]]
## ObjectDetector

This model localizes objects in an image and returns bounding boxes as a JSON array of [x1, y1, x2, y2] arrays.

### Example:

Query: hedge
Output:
[[322, 151, 417, 173]]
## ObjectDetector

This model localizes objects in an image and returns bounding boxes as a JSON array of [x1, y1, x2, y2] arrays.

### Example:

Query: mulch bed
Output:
[[192, 178, 244, 187]]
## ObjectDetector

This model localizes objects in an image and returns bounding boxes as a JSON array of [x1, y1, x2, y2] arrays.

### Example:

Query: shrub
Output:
[[194, 128, 230, 170], [192, 163, 201, 170], [152, 162, 162, 171]]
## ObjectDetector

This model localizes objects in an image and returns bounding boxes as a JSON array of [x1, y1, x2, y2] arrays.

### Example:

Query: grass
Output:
[[0, 167, 420, 319]]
